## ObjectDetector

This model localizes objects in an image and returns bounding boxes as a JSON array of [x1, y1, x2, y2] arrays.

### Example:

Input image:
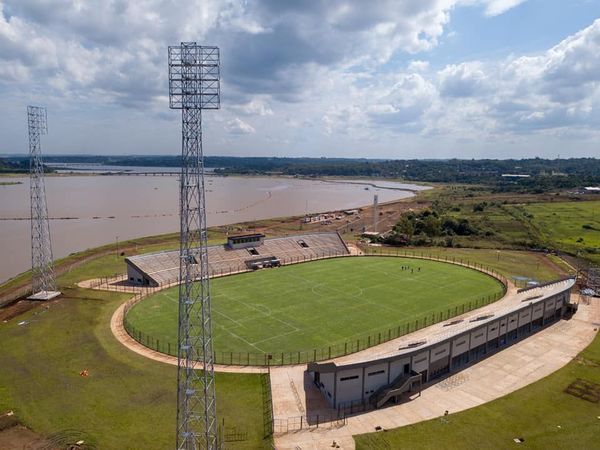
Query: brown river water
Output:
[[0, 174, 427, 283]]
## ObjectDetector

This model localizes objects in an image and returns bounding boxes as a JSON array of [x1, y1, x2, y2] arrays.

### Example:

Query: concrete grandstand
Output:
[[125, 231, 350, 286]]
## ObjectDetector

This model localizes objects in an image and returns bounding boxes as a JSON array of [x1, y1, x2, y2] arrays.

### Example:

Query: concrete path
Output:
[[109, 294, 268, 374], [272, 296, 599, 450]]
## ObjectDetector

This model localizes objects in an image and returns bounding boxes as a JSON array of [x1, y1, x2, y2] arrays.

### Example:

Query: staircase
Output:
[[369, 371, 422, 409]]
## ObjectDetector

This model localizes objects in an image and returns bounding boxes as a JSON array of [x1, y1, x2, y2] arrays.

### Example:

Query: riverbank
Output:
[[0, 174, 428, 283]]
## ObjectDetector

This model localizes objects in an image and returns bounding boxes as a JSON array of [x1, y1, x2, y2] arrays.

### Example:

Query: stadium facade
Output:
[[308, 278, 576, 410]]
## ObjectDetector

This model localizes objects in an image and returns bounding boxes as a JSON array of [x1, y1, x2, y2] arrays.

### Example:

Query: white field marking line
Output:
[[252, 328, 302, 346], [286, 271, 365, 301], [274, 260, 498, 347], [312, 268, 492, 340], [216, 290, 301, 336], [163, 292, 179, 304], [219, 328, 266, 353], [253, 304, 273, 316], [212, 308, 245, 328], [311, 281, 365, 300], [129, 291, 265, 353]]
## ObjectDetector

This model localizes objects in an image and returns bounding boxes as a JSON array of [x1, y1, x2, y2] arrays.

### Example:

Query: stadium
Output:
[[94, 228, 582, 439]]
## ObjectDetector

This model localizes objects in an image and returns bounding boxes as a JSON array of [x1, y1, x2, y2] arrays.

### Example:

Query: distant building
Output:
[[226, 233, 265, 250], [501, 174, 531, 178], [584, 186, 600, 193]]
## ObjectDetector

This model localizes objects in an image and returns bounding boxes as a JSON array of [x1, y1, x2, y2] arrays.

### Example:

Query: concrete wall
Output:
[[336, 368, 363, 406], [126, 263, 149, 286]]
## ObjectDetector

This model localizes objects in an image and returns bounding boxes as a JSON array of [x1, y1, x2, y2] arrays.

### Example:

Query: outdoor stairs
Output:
[[368, 371, 422, 409]]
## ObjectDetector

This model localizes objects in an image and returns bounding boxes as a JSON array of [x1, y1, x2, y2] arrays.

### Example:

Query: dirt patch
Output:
[[0, 412, 52, 450], [0, 300, 42, 322], [564, 378, 600, 403], [0, 425, 54, 450], [538, 254, 569, 277]]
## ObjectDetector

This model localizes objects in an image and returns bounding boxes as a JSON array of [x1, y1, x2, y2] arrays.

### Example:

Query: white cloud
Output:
[[232, 98, 274, 116], [438, 62, 489, 98], [407, 60, 430, 73], [225, 117, 256, 135], [0, 0, 596, 159], [481, 0, 528, 17]]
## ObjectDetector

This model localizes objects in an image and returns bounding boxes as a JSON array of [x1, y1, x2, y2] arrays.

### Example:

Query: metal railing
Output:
[[120, 249, 509, 366], [272, 413, 346, 434]]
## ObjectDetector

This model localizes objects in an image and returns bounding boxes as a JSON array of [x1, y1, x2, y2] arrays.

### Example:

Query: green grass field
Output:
[[0, 262, 270, 449], [127, 256, 504, 356], [515, 201, 600, 264], [355, 324, 600, 450]]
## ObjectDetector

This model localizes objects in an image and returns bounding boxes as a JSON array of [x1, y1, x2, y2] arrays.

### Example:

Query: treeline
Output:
[[384, 209, 485, 248], [3, 155, 600, 192], [0, 158, 30, 173]]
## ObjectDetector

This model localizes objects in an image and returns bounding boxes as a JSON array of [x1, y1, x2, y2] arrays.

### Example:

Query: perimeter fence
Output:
[[120, 248, 509, 366], [272, 413, 346, 434]]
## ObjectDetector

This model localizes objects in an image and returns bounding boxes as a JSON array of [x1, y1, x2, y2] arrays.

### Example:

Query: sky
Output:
[[1, 0, 600, 159]]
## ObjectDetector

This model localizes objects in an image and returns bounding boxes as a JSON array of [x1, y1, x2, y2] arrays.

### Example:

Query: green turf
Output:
[[354, 324, 600, 450], [0, 266, 271, 449], [127, 257, 504, 357], [367, 247, 569, 284]]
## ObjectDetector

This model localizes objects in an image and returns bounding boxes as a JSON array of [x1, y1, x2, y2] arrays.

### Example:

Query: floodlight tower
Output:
[[168, 43, 220, 450], [27, 106, 60, 301], [373, 194, 379, 233], [587, 266, 600, 293]]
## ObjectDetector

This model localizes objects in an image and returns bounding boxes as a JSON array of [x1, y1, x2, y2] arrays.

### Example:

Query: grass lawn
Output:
[[0, 264, 270, 449], [354, 325, 600, 450], [127, 256, 504, 358], [515, 201, 600, 264]]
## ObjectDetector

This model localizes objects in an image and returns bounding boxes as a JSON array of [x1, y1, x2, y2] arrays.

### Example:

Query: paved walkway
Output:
[[272, 296, 599, 450], [109, 294, 268, 374]]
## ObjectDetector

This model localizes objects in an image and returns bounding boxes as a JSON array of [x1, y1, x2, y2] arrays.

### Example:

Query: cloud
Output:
[[225, 117, 256, 135], [481, 0, 528, 17], [438, 62, 488, 98], [0, 0, 596, 159]]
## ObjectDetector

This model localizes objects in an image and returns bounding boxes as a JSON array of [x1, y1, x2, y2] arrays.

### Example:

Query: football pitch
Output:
[[126, 256, 504, 356]]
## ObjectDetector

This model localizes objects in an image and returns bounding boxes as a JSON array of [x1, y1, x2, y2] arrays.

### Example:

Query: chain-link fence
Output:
[[121, 249, 509, 366]]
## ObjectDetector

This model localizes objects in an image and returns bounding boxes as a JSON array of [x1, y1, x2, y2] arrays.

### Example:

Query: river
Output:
[[0, 173, 427, 283]]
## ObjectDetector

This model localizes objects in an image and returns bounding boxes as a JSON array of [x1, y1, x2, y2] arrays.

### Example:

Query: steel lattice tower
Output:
[[27, 106, 60, 301], [587, 266, 600, 293], [373, 194, 379, 233], [168, 43, 220, 450]]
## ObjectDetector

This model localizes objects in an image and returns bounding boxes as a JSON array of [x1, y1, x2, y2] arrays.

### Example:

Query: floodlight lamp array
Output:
[[168, 43, 220, 110]]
